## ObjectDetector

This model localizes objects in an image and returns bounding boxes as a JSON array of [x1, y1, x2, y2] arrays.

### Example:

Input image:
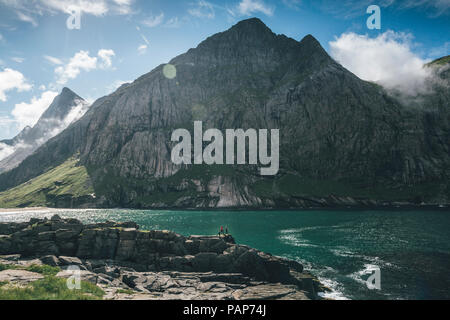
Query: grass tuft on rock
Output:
[[0, 263, 60, 276], [25, 264, 61, 276]]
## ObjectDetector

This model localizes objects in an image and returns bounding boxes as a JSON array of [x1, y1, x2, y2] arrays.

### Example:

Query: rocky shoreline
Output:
[[0, 215, 325, 300]]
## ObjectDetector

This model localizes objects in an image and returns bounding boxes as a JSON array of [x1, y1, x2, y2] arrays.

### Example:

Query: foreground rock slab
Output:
[[0, 215, 326, 300], [0, 269, 44, 285]]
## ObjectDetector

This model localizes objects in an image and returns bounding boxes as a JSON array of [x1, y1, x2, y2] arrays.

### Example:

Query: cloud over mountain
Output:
[[54, 49, 115, 85], [0, 68, 32, 102], [11, 90, 59, 129], [329, 31, 433, 96]]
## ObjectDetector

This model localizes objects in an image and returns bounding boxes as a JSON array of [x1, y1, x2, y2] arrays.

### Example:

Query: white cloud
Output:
[[282, 0, 302, 10], [317, 0, 449, 19], [0, 68, 32, 102], [54, 49, 115, 85], [112, 0, 131, 5], [111, 0, 133, 15], [11, 90, 59, 129], [35, 99, 89, 144], [141, 13, 164, 27], [55, 51, 98, 85], [0, 142, 17, 161], [329, 31, 433, 95], [0, 0, 135, 27], [188, 1, 215, 19], [44, 55, 63, 65], [0, 96, 89, 160], [40, 0, 109, 16], [138, 44, 147, 55], [165, 17, 181, 28], [140, 33, 150, 45], [98, 49, 115, 68], [399, 0, 450, 17], [11, 57, 24, 63], [16, 11, 38, 26], [44, 0, 134, 15], [231, 0, 275, 17]]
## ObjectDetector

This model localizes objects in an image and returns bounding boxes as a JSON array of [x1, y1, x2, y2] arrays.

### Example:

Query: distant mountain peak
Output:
[[39, 87, 86, 121], [61, 87, 77, 95], [60, 87, 84, 102], [0, 87, 89, 173]]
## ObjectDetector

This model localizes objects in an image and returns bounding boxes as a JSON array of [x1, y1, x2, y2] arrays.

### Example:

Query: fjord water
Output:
[[1, 209, 449, 300]]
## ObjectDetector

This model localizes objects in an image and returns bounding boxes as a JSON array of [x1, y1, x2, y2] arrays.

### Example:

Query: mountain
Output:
[[427, 55, 450, 67], [0, 88, 89, 174], [0, 18, 448, 209]]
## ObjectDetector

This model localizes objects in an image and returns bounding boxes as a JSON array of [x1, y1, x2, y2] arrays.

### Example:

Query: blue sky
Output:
[[0, 0, 449, 140]]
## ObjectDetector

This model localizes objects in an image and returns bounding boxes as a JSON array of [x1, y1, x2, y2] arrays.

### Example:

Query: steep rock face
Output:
[[0, 88, 89, 174], [0, 18, 448, 208]]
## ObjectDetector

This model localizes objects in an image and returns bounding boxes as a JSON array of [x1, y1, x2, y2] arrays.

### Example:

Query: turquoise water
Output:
[[1, 209, 449, 300]]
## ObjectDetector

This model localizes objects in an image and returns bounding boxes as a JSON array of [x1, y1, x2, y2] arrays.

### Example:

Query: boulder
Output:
[[59, 256, 83, 266], [40, 255, 60, 266], [50, 214, 62, 221]]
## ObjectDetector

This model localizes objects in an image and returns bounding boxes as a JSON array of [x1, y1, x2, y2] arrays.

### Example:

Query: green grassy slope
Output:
[[0, 157, 94, 208], [427, 55, 450, 67], [0, 264, 104, 300]]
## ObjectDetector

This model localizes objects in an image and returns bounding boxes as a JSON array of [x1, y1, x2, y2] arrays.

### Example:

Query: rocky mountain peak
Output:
[[192, 18, 281, 56], [172, 18, 332, 81], [300, 34, 322, 49], [229, 17, 274, 36], [0, 87, 89, 173], [40, 87, 85, 121], [61, 87, 79, 97]]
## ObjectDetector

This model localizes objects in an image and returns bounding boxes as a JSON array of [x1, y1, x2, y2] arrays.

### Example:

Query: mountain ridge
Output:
[[0, 18, 448, 208]]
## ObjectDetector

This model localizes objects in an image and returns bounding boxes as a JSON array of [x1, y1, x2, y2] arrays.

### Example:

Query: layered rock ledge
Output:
[[0, 215, 325, 300]]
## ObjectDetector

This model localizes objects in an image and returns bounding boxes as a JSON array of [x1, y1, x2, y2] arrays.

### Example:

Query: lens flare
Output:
[[162, 64, 177, 79]]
